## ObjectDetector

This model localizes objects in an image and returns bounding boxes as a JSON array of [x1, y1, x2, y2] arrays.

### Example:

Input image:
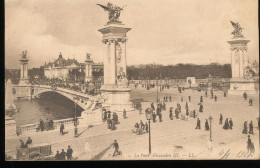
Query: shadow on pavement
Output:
[[91, 143, 113, 160]]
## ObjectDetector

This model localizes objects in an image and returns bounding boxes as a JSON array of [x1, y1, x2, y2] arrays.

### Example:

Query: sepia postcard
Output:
[[5, 0, 259, 161]]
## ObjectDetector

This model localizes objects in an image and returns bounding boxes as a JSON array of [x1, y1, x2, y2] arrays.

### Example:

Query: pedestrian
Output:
[[188, 96, 191, 102], [107, 111, 111, 119], [140, 120, 144, 129], [249, 98, 253, 106], [205, 119, 209, 131], [249, 121, 254, 135], [242, 121, 248, 134], [113, 140, 120, 156], [60, 149, 66, 160], [200, 96, 203, 103], [224, 92, 227, 97], [214, 95, 217, 102], [247, 135, 254, 153], [219, 114, 223, 125], [60, 123, 65, 135], [185, 102, 188, 110], [159, 112, 162, 122], [111, 119, 116, 130], [169, 96, 172, 102], [55, 151, 60, 160], [115, 113, 119, 124], [193, 110, 196, 118], [229, 118, 233, 130], [151, 103, 155, 111], [145, 122, 148, 133], [169, 108, 173, 120], [163, 102, 166, 111], [181, 96, 183, 102], [103, 110, 107, 121], [186, 108, 189, 116], [40, 119, 44, 131], [25, 137, 32, 145], [66, 145, 73, 160], [175, 108, 179, 119], [205, 91, 208, 97], [244, 92, 247, 100], [196, 118, 201, 129], [156, 106, 161, 116], [123, 109, 127, 119], [223, 118, 229, 130], [199, 104, 203, 112], [49, 119, 54, 130]]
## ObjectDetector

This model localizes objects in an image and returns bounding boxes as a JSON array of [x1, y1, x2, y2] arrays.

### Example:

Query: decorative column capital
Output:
[[230, 47, 247, 52], [102, 37, 128, 44]]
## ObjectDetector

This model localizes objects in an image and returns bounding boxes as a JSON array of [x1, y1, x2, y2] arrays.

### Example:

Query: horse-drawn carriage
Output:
[[16, 143, 52, 160]]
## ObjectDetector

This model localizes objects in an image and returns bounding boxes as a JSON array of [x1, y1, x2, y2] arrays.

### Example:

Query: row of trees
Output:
[[126, 63, 231, 80], [6, 63, 232, 83]]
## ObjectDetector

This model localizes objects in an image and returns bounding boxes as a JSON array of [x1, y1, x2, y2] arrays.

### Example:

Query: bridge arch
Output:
[[34, 90, 86, 110]]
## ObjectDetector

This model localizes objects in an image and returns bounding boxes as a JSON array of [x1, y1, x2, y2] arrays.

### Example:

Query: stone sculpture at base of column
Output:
[[227, 21, 257, 95]]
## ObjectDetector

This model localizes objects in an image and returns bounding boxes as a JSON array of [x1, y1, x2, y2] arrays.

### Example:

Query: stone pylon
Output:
[[98, 23, 133, 112], [19, 51, 29, 85], [227, 22, 256, 95]]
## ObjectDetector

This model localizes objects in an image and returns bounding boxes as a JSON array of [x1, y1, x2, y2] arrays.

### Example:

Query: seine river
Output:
[[13, 92, 83, 126]]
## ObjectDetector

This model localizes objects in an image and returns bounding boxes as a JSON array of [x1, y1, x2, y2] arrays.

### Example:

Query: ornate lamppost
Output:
[[73, 96, 80, 138], [156, 77, 159, 103], [209, 116, 213, 140], [146, 110, 153, 155]]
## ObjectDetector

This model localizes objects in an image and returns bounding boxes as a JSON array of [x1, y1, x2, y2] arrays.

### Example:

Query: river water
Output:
[[13, 92, 83, 126]]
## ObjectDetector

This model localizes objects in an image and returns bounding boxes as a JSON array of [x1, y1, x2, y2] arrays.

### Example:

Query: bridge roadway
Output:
[[13, 84, 102, 111]]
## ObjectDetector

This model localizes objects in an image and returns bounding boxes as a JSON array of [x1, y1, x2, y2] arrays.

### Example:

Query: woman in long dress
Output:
[[242, 121, 248, 134]]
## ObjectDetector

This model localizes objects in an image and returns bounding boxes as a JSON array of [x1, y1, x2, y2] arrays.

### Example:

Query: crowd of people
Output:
[[102, 109, 119, 131], [19, 137, 32, 148], [31, 77, 101, 96], [55, 145, 73, 160], [38, 119, 54, 132], [132, 120, 149, 135]]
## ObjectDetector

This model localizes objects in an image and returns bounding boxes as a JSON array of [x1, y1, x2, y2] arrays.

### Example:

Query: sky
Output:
[[5, 0, 259, 69]]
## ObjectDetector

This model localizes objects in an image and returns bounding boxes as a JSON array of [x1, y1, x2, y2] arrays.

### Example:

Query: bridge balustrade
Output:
[[18, 118, 75, 135], [20, 123, 39, 133]]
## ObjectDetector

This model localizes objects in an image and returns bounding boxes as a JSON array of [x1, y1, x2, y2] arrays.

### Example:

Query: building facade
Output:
[[44, 52, 104, 80]]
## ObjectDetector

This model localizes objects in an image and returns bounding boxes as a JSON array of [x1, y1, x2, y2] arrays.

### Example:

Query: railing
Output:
[[19, 123, 39, 133], [19, 118, 75, 135], [53, 118, 74, 129]]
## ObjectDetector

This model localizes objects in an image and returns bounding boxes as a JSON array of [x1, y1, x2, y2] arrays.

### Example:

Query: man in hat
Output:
[[219, 114, 223, 125], [249, 121, 254, 135], [196, 118, 201, 129], [55, 150, 60, 160], [169, 108, 173, 120], [60, 123, 65, 135], [113, 140, 120, 156], [66, 145, 73, 160], [205, 119, 209, 131], [60, 149, 66, 160]]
